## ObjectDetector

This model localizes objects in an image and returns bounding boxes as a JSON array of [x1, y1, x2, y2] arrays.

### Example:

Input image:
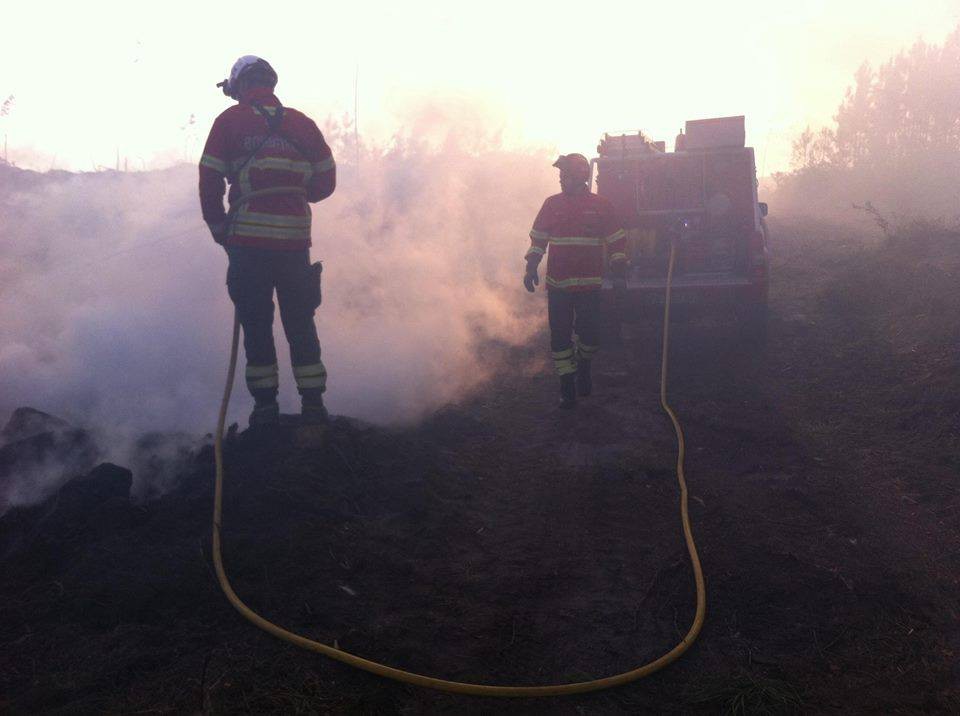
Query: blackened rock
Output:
[[0, 423, 101, 513], [60, 463, 133, 503], [1, 407, 70, 444]]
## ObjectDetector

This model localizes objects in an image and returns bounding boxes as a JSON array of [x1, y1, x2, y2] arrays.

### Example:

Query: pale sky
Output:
[[1, 0, 957, 175]]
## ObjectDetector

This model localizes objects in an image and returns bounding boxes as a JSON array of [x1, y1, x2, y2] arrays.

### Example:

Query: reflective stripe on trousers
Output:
[[551, 347, 577, 376], [577, 341, 599, 363], [246, 363, 279, 389], [547, 289, 601, 376], [293, 362, 327, 391]]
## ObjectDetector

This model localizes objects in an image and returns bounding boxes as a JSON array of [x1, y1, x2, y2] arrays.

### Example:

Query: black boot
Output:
[[301, 395, 329, 425], [249, 400, 280, 427], [576, 359, 592, 397], [559, 373, 577, 409]]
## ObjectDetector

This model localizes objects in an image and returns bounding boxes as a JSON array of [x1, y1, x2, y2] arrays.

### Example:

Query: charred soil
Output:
[[1, 217, 958, 714]]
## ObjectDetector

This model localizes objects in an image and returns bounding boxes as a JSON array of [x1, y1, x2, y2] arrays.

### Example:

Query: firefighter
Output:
[[199, 56, 336, 426], [524, 154, 626, 408]]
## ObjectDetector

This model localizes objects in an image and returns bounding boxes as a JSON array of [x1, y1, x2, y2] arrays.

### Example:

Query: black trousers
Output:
[[547, 289, 601, 376], [225, 246, 325, 404]]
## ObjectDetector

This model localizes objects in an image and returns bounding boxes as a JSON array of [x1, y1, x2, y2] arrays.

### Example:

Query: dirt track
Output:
[[1, 217, 958, 713]]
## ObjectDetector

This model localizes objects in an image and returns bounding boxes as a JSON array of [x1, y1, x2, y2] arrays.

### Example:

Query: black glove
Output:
[[523, 267, 539, 293], [207, 220, 228, 245], [523, 256, 541, 293]]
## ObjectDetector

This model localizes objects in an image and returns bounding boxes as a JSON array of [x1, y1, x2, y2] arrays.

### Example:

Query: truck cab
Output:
[[594, 116, 769, 340]]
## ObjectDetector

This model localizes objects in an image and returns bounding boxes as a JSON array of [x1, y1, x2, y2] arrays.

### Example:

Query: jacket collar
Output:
[[239, 86, 280, 106]]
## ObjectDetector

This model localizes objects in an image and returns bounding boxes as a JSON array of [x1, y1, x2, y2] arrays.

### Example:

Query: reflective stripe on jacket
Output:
[[526, 191, 625, 291], [198, 87, 335, 250]]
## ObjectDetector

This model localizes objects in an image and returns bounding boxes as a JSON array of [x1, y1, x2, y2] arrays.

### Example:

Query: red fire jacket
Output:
[[526, 191, 626, 291], [198, 87, 335, 250]]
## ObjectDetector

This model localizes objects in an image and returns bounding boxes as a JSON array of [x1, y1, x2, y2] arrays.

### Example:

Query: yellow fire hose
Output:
[[211, 240, 706, 697]]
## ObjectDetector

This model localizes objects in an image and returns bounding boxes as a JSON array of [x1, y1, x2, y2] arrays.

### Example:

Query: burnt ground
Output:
[[1, 216, 959, 714]]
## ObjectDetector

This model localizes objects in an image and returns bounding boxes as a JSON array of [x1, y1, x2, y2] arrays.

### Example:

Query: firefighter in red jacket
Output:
[[524, 154, 626, 408], [199, 56, 336, 426]]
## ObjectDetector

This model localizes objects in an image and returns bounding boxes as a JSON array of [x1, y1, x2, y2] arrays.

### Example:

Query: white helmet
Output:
[[217, 55, 278, 99]]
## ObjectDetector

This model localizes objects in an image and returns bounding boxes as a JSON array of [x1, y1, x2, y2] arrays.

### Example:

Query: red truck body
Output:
[[593, 116, 769, 334]]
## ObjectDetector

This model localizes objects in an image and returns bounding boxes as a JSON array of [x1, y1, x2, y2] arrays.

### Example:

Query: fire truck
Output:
[[593, 116, 769, 341]]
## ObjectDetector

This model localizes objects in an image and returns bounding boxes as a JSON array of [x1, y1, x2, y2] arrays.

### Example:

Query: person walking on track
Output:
[[524, 153, 626, 408]]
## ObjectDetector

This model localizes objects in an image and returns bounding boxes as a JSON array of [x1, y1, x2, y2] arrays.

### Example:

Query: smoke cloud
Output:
[[0, 102, 553, 444]]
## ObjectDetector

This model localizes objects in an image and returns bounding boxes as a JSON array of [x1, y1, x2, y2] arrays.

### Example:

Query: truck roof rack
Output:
[[597, 132, 665, 158]]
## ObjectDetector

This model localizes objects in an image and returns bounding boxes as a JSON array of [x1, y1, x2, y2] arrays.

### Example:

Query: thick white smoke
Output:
[[0, 105, 554, 443]]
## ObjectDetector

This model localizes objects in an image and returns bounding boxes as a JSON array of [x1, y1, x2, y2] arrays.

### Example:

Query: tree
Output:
[[791, 27, 960, 171]]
